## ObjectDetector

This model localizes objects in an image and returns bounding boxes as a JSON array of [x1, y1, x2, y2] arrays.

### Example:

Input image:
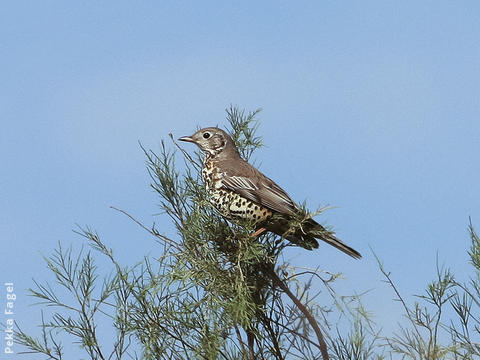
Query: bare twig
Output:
[[110, 206, 181, 251]]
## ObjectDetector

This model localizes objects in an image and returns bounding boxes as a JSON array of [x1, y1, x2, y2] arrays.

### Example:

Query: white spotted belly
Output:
[[208, 189, 272, 223]]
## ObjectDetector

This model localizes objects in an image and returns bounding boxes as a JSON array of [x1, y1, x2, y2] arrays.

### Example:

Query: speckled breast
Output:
[[202, 160, 272, 224]]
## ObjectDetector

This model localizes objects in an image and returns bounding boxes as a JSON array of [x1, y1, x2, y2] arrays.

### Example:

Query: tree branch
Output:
[[267, 267, 329, 360]]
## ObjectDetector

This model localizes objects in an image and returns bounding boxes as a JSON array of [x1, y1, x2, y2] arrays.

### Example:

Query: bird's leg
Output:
[[252, 227, 266, 237]]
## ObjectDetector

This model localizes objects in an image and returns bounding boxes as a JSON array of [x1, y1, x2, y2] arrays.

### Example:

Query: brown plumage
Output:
[[179, 127, 361, 259]]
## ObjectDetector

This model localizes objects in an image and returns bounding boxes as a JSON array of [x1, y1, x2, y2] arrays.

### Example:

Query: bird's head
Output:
[[179, 127, 239, 158]]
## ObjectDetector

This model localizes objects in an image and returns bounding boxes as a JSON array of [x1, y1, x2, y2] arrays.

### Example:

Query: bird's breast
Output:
[[202, 160, 273, 223]]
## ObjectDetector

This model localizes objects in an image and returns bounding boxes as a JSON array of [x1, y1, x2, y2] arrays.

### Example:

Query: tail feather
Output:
[[318, 232, 362, 259], [287, 218, 362, 258], [267, 216, 362, 258]]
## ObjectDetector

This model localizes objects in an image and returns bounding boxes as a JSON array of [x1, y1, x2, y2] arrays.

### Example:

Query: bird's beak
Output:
[[178, 136, 195, 143]]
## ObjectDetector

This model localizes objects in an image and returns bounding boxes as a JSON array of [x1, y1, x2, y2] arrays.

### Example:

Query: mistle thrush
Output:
[[179, 127, 361, 259]]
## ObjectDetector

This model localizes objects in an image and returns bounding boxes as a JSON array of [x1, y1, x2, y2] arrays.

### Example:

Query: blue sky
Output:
[[1, 1, 479, 356]]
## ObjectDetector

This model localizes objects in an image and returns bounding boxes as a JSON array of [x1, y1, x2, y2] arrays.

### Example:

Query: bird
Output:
[[179, 127, 361, 259]]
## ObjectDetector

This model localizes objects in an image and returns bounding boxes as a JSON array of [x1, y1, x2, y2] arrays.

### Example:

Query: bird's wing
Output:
[[221, 174, 298, 215]]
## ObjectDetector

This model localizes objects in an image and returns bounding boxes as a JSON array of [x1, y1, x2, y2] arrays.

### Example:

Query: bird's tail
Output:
[[317, 231, 362, 259], [288, 219, 362, 259]]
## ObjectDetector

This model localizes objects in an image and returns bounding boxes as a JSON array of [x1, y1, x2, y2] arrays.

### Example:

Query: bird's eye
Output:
[[203, 132, 211, 139]]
